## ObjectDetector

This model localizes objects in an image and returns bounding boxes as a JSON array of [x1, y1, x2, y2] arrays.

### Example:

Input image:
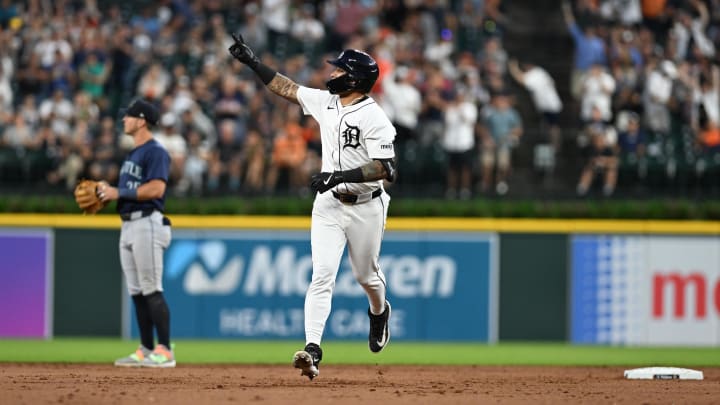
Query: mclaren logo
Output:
[[165, 239, 457, 297], [341, 123, 361, 149], [167, 240, 243, 295]]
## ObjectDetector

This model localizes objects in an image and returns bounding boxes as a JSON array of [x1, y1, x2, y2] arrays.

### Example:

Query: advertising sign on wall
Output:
[[129, 231, 498, 342], [571, 235, 720, 346], [0, 229, 53, 338]]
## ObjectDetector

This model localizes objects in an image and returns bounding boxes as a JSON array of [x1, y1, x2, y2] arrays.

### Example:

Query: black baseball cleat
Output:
[[368, 300, 391, 353], [293, 343, 322, 380]]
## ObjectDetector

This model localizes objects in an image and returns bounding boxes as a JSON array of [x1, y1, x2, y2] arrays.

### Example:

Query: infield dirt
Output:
[[2, 364, 718, 404]]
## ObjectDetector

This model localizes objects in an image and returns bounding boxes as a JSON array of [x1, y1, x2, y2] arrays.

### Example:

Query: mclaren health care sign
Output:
[[571, 235, 720, 346], [128, 231, 498, 342]]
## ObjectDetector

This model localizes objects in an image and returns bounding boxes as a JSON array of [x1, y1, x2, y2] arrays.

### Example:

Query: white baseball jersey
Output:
[[296, 85, 395, 346], [297, 86, 396, 194]]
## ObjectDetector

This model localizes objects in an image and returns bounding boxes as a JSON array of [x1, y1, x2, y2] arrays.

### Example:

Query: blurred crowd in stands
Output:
[[0, 0, 718, 199], [563, 0, 720, 197]]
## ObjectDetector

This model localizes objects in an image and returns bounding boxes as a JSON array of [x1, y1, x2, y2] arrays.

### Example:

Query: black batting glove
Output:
[[311, 171, 343, 194], [229, 33, 260, 67]]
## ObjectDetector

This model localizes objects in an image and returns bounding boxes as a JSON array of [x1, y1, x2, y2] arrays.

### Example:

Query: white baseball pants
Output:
[[305, 190, 390, 345]]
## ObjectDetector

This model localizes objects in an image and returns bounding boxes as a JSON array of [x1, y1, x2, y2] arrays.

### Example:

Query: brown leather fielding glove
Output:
[[73, 179, 107, 215]]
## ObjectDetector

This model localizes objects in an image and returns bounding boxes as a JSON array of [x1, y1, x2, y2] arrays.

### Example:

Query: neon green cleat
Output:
[[141, 344, 176, 368]]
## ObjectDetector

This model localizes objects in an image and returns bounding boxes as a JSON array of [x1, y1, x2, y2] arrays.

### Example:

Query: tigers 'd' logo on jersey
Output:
[[341, 123, 361, 149]]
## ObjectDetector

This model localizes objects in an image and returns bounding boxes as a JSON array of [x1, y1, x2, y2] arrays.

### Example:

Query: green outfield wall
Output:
[[499, 234, 568, 341], [53, 229, 123, 336]]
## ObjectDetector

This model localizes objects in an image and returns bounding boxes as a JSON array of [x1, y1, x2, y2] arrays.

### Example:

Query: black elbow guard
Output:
[[377, 158, 397, 182]]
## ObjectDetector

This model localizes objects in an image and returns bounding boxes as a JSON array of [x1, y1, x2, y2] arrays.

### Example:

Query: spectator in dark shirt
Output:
[[207, 119, 243, 193], [577, 119, 619, 197], [618, 112, 646, 161]]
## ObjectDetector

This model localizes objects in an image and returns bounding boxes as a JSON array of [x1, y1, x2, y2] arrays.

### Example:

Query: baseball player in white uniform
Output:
[[229, 35, 396, 380]]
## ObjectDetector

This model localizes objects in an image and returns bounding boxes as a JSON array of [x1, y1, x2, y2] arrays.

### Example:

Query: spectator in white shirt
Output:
[[177, 129, 210, 196], [0, 53, 13, 111], [155, 112, 188, 187], [2, 113, 33, 149], [433, 86, 478, 200], [643, 60, 676, 137], [599, 0, 642, 26], [425, 28, 457, 78], [290, 3, 325, 59], [580, 63, 616, 123], [508, 59, 563, 150], [262, 0, 290, 58], [381, 66, 422, 146], [137, 62, 171, 102], [33, 28, 73, 69], [693, 66, 720, 129], [38, 89, 74, 139], [671, 2, 715, 61]]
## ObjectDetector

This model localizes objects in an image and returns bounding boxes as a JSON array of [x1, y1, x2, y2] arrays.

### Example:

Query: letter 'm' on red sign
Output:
[[653, 273, 707, 319]]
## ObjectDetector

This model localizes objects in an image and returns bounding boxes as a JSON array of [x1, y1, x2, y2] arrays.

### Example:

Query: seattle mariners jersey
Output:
[[117, 139, 171, 214], [297, 86, 396, 194]]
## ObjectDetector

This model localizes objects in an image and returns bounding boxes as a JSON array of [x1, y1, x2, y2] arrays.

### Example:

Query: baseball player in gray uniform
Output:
[[229, 35, 397, 380], [97, 99, 175, 368]]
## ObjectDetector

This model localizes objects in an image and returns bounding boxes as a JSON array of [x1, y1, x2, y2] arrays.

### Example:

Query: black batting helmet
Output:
[[325, 49, 379, 95]]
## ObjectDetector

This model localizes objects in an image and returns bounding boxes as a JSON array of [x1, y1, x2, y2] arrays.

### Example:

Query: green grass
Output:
[[1, 339, 719, 367]]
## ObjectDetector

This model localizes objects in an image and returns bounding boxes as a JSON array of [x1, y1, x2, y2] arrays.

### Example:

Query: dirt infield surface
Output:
[[2, 364, 718, 404]]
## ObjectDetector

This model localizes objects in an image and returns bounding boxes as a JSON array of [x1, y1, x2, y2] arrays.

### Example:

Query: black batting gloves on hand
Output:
[[228, 33, 260, 67], [311, 172, 342, 194]]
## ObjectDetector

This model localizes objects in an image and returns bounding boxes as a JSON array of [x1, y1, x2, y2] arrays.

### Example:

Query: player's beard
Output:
[[326, 74, 357, 95]]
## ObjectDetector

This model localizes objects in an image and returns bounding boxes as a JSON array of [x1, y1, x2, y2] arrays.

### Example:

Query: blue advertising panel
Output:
[[571, 235, 604, 344], [128, 231, 497, 342]]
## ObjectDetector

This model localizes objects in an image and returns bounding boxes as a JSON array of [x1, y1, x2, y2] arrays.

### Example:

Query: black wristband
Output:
[[251, 62, 277, 85], [339, 168, 364, 183], [119, 188, 138, 200]]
